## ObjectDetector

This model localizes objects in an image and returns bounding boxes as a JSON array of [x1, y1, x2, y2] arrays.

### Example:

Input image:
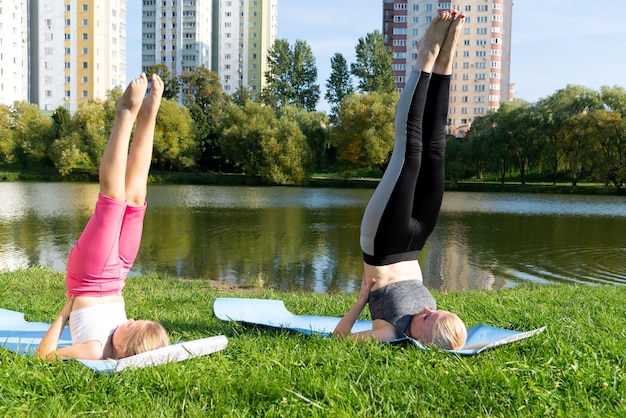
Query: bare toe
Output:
[[116, 73, 148, 115]]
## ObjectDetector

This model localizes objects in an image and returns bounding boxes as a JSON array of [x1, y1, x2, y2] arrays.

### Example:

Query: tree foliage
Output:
[[330, 91, 398, 173], [70, 99, 108, 169], [467, 84, 626, 190], [10, 101, 53, 168], [0, 104, 13, 161], [325, 53, 354, 123], [153, 99, 199, 171], [219, 101, 311, 184], [279, 105, 329, 172], [147, 64, 181, 100], [179, 66, 229, 171], [350, 31, 396, 94], [179, 65, 229, 117], [2, 70, 625, 191], [262, 39, 320, 112]]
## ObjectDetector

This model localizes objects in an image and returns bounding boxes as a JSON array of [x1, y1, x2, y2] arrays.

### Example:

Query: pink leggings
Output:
[[66, 194, 146, 296]]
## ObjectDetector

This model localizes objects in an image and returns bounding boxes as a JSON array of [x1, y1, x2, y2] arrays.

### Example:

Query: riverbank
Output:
[[2, 164, 623, 195], [1, 267, 624, 416]]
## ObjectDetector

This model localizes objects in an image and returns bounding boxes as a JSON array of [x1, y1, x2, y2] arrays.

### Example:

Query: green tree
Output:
[[48, 132, 89, 175], [351, 31, 395, 94], [179, 65, 229, 115], [261, 39, 291, 110], [262, 39, 320, 112], [585, 109, 626, 189], [495, 100, 538, 184], [557, 112, 602, 186], [51, 107, 71, 139], [147, 64, 181, 100], [10, 101, 53, 169], [219, 101, 311, 184], [179, 65, 229, 171], [598, 87, 626, 190], [467, 110, 506, 182], [600, 85, 626, 114], [279, 105, 328, 172], [445, 136, 472, 183], [232, 86, 253, 107], [187, 103, 224, 171], [153, 99, 199, 171], [325, 53, 354, 123], [535, 85, 602, 184], [330, 92, 398, 173], [70, 100, 108, 170], [0, 104, 13, 162]]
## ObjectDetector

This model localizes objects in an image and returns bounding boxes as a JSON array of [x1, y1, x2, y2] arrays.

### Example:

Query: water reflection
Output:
[[0, 182, 624, 293]]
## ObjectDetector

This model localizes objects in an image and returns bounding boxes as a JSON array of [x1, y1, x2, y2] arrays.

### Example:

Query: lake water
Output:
[[0, 182, 624, 293]]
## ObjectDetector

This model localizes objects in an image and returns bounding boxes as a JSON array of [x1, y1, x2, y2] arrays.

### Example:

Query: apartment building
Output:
[[383, 0, 514, 137], [217, 0, 277, 100], [0, 0, 29, 105], [141, 0, 277, 103], [28, 0, 127, 112]]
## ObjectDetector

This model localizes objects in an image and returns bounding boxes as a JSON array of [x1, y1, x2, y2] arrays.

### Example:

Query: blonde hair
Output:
[[431, 313, 467, 350], [114, 321, 170, 359]]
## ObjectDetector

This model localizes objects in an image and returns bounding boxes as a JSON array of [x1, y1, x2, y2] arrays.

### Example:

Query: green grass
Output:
[[1, 267, 625, 416]]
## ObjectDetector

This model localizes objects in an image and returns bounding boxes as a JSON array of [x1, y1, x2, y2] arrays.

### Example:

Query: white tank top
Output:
[[69, 302, 128, 346]]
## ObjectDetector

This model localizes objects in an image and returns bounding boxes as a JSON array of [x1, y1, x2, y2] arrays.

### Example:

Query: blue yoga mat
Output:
[[213, 298, 546, 356], [0, 308, 228, 373]]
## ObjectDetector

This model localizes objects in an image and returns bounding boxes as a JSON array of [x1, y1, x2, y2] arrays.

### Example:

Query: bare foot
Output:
[[433, 11, 466, 75], [116, 73, 148, 115], [416, 11, 455, 73], [137, 74, 164, 121]]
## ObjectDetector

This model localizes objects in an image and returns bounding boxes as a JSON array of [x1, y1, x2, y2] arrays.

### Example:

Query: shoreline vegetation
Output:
[[1, 267, 625, 416], [1, 165, 624, 195]]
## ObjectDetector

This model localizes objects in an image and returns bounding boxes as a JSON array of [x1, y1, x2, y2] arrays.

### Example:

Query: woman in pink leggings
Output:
[[37, 73, 170, 361]]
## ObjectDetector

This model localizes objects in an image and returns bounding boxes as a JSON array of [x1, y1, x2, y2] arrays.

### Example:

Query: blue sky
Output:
[[126, 1, 626, 112]]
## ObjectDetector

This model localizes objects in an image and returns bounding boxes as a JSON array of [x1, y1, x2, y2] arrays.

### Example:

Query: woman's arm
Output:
[[333, 275, 377, 339], [333, 275, 400, 342], [36, 296, 74, 360], [36, 295, 104, 361]]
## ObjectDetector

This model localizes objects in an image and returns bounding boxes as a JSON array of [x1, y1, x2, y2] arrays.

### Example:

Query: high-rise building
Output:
[[217, 0, 277, 100], [28, 0, 127, 112], [140, 0, 214, 98], [141, 0, 277, 103], [0, 0, 29, 105], [383, 0, 514, 137]]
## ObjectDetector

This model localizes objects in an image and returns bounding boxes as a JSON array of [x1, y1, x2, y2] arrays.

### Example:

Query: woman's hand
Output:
[[60, 295, 75, 320], [333, 273, 376, 338], [357, 273, 376, 303]]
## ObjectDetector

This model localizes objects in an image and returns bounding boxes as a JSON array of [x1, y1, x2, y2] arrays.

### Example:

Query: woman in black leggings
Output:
[[333, 10, 467, 350]]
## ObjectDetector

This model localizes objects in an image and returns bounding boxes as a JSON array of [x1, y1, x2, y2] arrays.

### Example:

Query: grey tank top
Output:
[[368, 280, 436, 337]]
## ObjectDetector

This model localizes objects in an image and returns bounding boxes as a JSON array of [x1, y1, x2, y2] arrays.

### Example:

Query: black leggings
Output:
[[360, 69, 450, 265]]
